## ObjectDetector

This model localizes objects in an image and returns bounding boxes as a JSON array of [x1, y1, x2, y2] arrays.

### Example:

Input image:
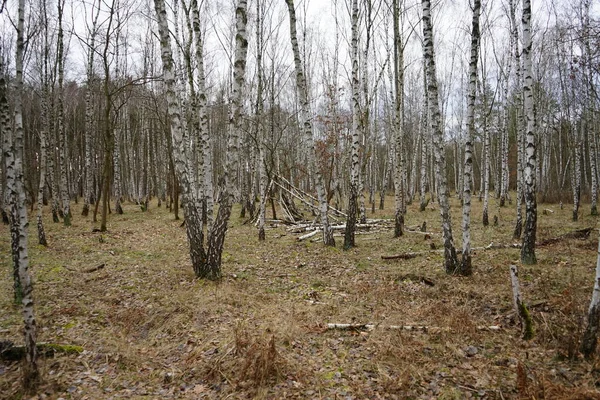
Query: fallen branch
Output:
[[0, 341, 83, 361], [325, 323, 501, 333], [297, 230, 320, 241], [83, 263, 105, 273], [537, 227, 593, 247]]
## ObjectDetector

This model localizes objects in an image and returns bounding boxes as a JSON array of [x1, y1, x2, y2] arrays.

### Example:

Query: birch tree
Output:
[[36, 0, 51, 246], [82, 0, 100, 217], [520, 0, 537, 265], [202, 0, 249, 277], [461, 0, 481, 276], [344, 0, 361, 250], [581, 228, 600, 358], [510, 0, 524, 239], [57, 0, 71, 226], [286, 0, 335, 246], [392, 0, 405, 238], [422, 0, 458, 273], [2, 0, 39, 387]]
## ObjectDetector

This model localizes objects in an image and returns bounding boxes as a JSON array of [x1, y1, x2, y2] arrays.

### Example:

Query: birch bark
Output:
[[520, 0, 537, 265], [422, 0, 458, 273], [286, 0, 335, 246], [460, 0, 481, 276]]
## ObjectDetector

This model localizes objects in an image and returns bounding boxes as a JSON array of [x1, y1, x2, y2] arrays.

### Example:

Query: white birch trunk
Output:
[[154, 0, 207, 277], [57, 0, 71, 226], [286, 0, 335, 246], [460, 0, 480, 276], [422, 0, 458, 273], [82, 0, 100, 217], [393, 0, 405, 237], [573, 124, 582, 221], [582, 228, 600, 357], [202, 0, 249, 276], [520, 0, 537, 265], [344, 0, 361, 250], [4, 1, 40, 386], [511, 0, 524, 239]]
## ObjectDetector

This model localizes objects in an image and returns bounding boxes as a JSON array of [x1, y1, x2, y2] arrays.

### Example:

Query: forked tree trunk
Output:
[[154, 0, 207, 277], [344, 0, 360, 250], [422, 0, 458, 273], [286, 0, 335, 246], [520, 0, 537, 265], [3, 1, 39, 387], [201, 0, 249, 278], [460, 0, 481, 276]]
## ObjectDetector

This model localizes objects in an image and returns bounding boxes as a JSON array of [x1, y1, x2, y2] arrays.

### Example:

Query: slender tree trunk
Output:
[[82, 0, 100, 217], [460, 0, 481, 276], [344, 0, 360, 250], [520, 0, 537, 265], [3, 2, 39, 387], [393, 0, 405, 237], [57, 0, 71, 226], [482, 115, 490, 226], [422, 0, 458, 273], [254, 0, 267, 241], [511, 0, 523, 239], [573, 124, 582, 221], [286, 0, 335, 246], [114, 126, 124, 214]]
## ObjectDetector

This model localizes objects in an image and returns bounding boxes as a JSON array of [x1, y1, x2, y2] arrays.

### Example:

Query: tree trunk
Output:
[[582, 228, 600, 358], [57, 0, 71, 226], [393, 0, 405, 238], [344, 0, 360, 250], [3, 2, 40, 387], [82, 0, 100, 217], [422, 0, 458, 273], [460, 0, 481, 276], [286, 0, 335, 246], [511, 0, 523, 239], [520, 0, 537, 265], [201, 0, 249, 279]]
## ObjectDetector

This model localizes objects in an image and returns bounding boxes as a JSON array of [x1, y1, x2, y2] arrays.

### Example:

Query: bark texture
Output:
[[422, 0, 458, 273], [520, 0, 537, 265], [286, 0, 335, 246], [460, 0, 481, 276]]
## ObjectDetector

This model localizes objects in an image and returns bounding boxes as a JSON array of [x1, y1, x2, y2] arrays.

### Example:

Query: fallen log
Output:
[[325, 323, 501, 333], [0, 341, 83, 361], [537, 227, 593, 246], [297, 230, 320, 241]]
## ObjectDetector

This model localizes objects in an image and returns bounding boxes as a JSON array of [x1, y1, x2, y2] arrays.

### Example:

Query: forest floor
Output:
[[2, 194, 600, 399]]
